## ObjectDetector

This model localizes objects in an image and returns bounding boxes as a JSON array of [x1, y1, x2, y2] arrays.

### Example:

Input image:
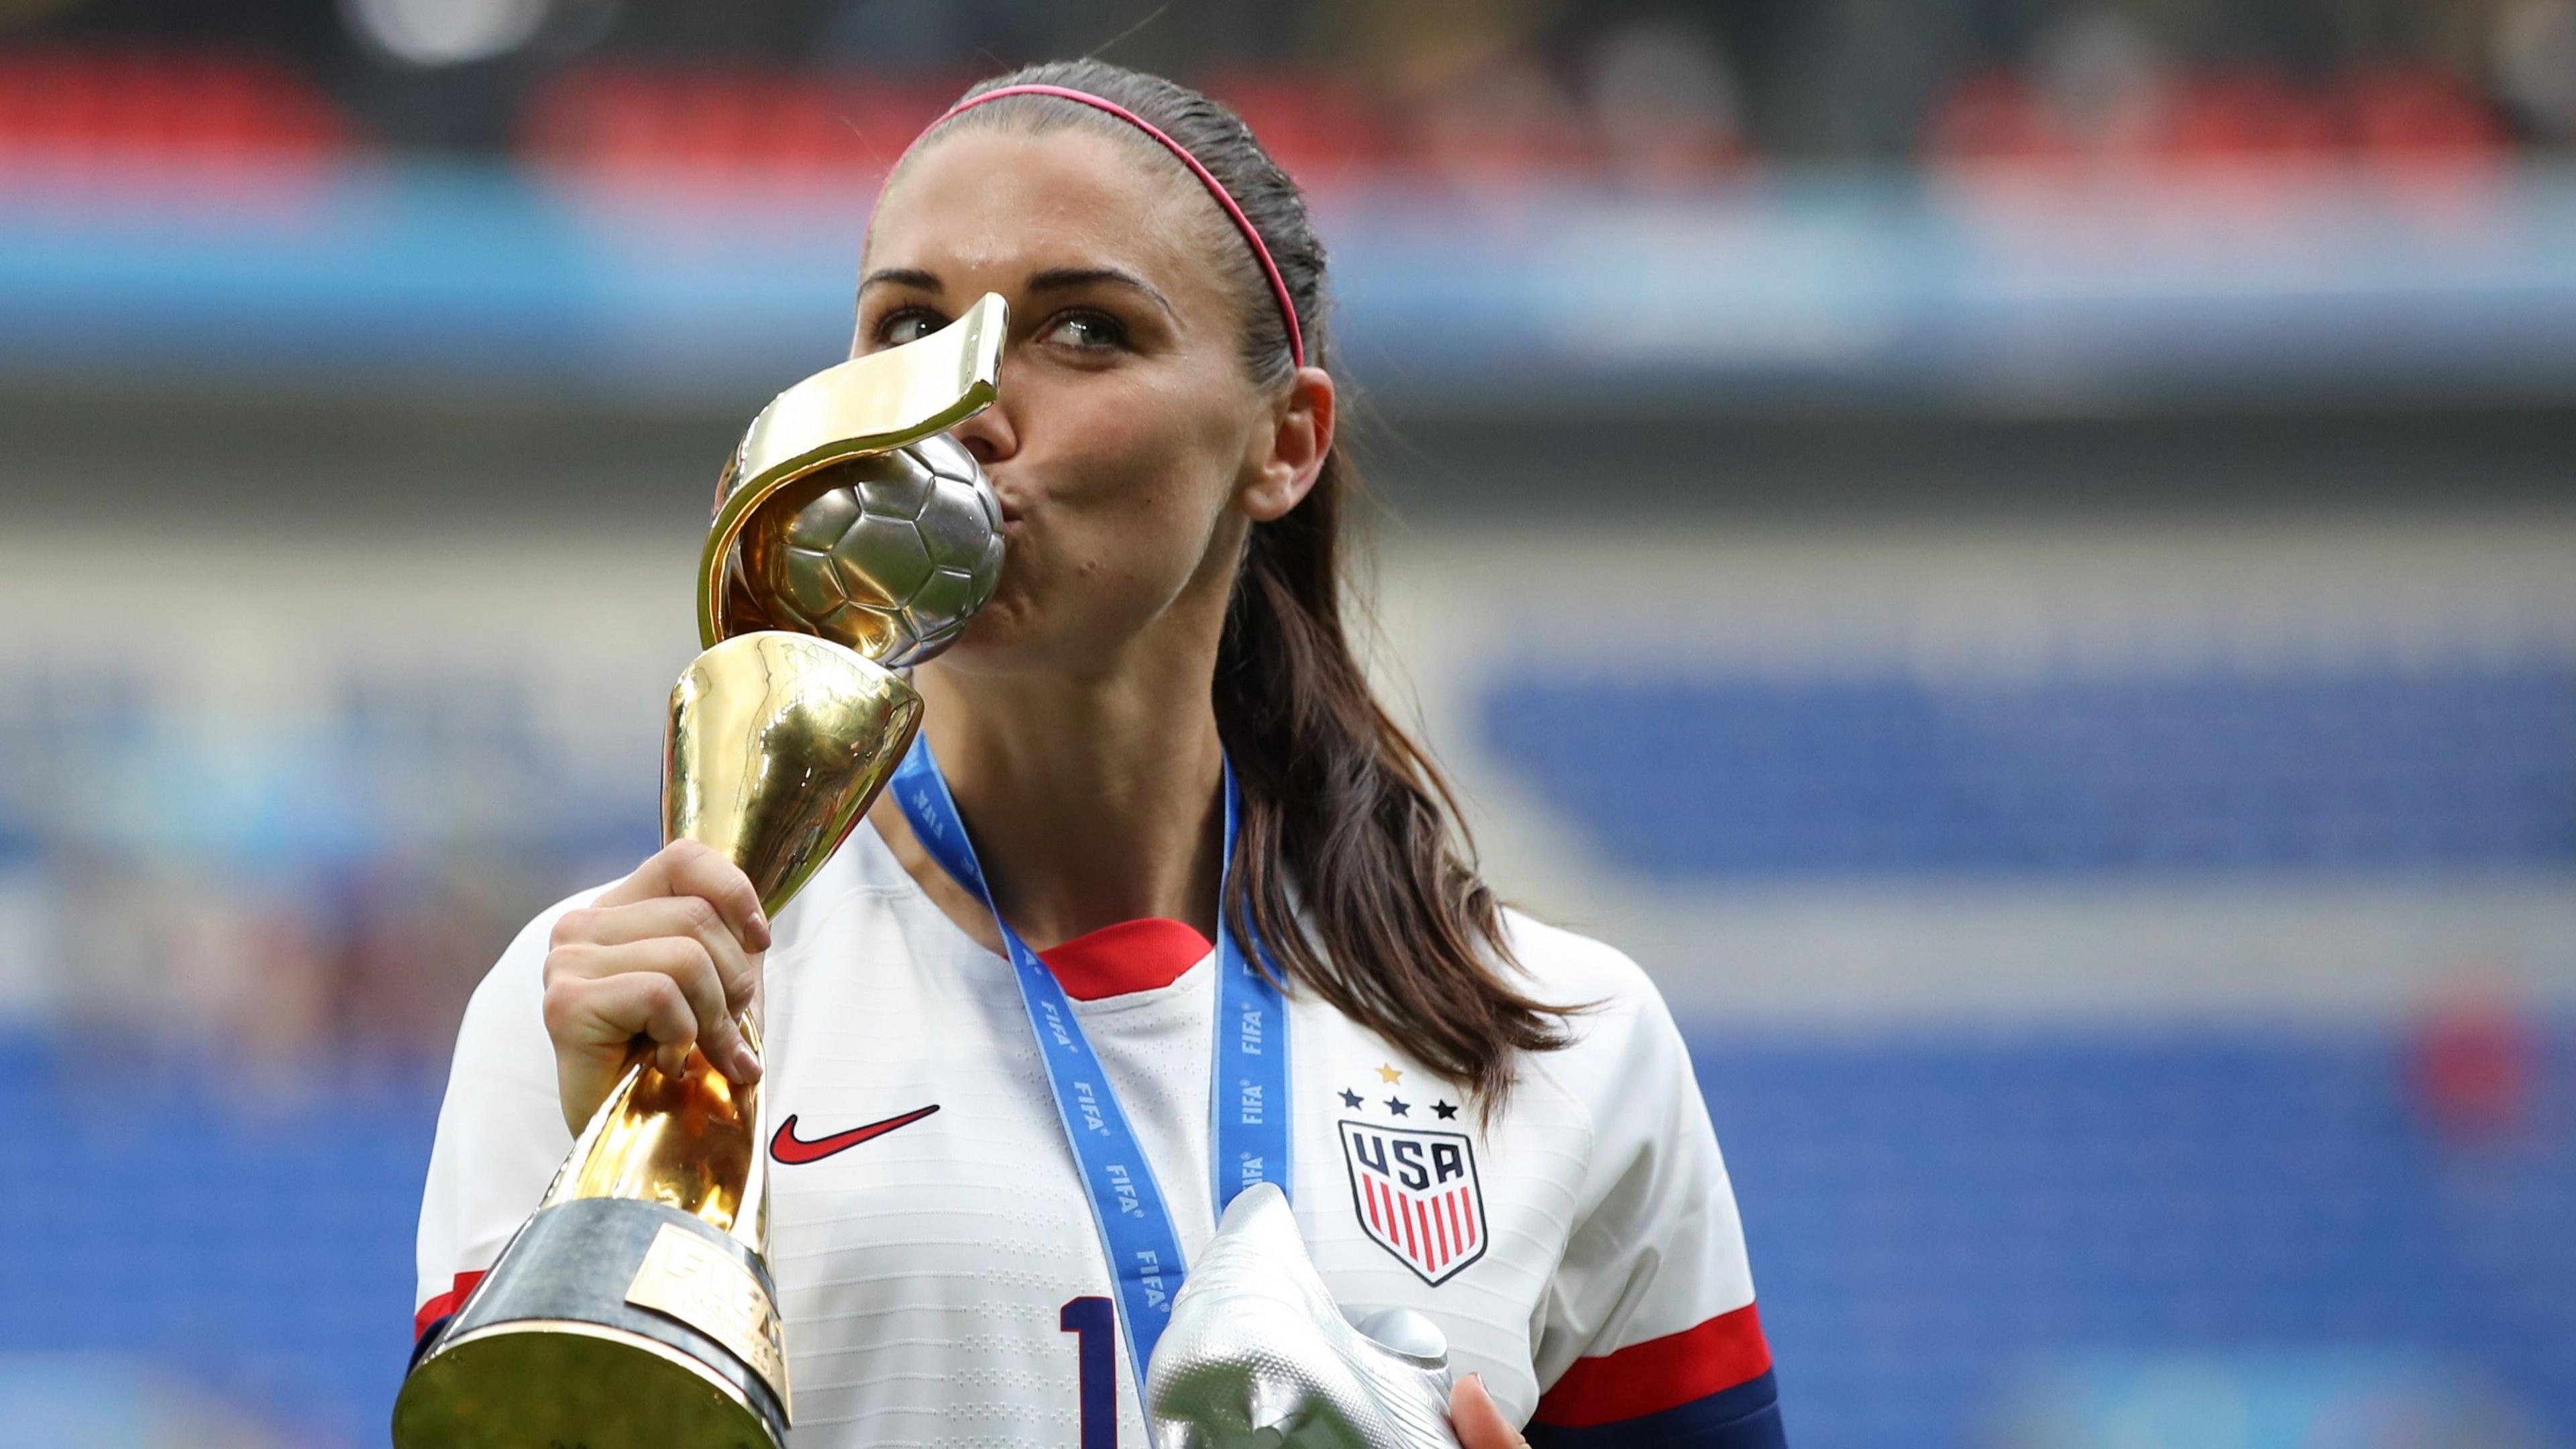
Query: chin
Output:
[[926, 596, 1054, 674]]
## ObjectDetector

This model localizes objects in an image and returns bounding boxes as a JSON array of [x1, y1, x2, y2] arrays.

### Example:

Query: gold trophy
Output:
[[393, 294, 1010, 1449]]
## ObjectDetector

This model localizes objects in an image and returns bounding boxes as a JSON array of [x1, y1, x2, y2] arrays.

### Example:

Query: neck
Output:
[[883, 645, 1227, 951]]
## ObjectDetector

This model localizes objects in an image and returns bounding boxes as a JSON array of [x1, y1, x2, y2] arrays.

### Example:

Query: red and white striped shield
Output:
[[1337, 1120, 1487, 1285]]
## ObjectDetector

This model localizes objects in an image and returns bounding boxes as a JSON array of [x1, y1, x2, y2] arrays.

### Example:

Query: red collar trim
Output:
[[1037, 917, 1214, 1001]]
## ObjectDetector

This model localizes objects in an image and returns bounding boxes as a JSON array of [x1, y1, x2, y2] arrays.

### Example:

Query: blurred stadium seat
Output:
[[0, 1032, 435, 1447], [520, 65, 959, 179], [1483, 661, 2576, 879], [2347, 68, 2514, 168], [1929, 62, 2510, 170], [0, 1353, 306, 1448], [4, 1016, 2565, 1448], [1701, 1020, 2576, 1448], [0, 48, 347, 174], [1197, 70, 1397, 186]]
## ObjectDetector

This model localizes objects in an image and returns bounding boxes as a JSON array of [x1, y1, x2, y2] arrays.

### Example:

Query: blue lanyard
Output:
[[891, 735, 1293, 1401]]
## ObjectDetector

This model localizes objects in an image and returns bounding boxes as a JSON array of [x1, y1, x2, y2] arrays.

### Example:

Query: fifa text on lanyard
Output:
[[892, 737, 1293, 1414]]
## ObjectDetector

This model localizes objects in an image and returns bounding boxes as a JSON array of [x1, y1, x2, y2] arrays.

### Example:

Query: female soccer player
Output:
[[416, 60, 1783, 1449]]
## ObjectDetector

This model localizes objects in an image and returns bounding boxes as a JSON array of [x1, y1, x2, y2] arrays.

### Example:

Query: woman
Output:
[[416, 60, 1782, 1449]]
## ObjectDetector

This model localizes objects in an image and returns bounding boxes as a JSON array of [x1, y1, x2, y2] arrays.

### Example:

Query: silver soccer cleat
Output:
[[1148, 1183, 1461, 1449]]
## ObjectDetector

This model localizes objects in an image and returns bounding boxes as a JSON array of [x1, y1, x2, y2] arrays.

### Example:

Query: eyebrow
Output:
[[857, 264, 1175, 319], [1028, 266, 1175, 318], [857, 266, 943, 296]]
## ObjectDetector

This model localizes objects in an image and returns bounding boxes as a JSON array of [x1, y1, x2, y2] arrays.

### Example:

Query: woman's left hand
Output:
[[1450, 1373, 1529, 1449]]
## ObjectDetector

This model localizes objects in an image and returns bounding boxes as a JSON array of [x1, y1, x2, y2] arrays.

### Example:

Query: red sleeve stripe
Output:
[[1534, 1302, 1772, 1429], [413, 1269, 486, 1341]]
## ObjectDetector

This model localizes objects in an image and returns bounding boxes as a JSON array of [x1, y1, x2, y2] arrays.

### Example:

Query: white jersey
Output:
[[415, 822, 1782, 1446]]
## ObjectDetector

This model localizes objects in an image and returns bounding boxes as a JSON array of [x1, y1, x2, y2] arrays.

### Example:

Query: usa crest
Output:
[[1338, 1119, 1486, 1285]]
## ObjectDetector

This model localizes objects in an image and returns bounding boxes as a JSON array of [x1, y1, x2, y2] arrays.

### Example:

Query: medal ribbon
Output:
[[891, 736, 1293, 1404]]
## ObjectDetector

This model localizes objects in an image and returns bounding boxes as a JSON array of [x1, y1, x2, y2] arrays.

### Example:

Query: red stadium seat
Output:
[[1933, 60, 2525, 180], [2336, 67, 2513, 225], [1198, 69, 1397, 187], [521, 65, 961, 180], [0, 48, 346, 170], [2161, 71, 2339, 160], [1925, 71, 2065, 164], [2341, 67, 2510, 164], [1400, 56, 1597, 183]]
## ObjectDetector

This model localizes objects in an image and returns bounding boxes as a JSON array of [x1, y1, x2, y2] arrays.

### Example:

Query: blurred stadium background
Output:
[[2, 0, 2573, 1445]]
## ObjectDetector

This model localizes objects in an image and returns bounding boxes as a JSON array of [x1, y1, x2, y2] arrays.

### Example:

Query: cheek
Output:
[[1009, 375, 1240, 616]]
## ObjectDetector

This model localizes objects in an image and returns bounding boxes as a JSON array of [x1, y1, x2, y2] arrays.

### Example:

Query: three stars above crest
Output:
[[1338, 1069, 1457, 1122]]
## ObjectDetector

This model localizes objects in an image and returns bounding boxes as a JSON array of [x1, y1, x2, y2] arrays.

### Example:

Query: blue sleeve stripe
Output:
[[407, 1315, 452, 1368], [1526, 1371, 1785, 1449]]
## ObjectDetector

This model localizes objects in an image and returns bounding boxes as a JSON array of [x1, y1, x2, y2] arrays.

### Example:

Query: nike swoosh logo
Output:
[[770, 1104, 941, 1165]]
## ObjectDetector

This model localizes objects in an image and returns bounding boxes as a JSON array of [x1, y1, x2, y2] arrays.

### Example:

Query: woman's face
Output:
[[855, 123, 1310, 680]]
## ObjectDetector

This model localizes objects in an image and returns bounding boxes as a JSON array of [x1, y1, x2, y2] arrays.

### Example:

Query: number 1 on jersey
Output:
[[1060, 1295, 1116, 1448]]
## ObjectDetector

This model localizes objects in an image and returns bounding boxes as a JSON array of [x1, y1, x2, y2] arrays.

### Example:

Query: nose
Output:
[[947, 376, 1018, 466]]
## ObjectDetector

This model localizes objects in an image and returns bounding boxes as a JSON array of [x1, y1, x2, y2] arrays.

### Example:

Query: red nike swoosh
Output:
[[770, 1104, 941, 1165]]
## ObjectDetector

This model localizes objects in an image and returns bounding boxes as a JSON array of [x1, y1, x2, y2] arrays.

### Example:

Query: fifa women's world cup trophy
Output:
[[391, 294, 1011, 1449]]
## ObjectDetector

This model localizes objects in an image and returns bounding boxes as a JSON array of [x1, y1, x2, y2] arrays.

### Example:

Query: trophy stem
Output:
[[547, 633, 923, 1244], [395, 635, 922, 1449], [550, 1042, 765, 1247]]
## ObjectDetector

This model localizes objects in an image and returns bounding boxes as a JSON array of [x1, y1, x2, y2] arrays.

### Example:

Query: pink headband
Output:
[[895, 83, 1307, 370]]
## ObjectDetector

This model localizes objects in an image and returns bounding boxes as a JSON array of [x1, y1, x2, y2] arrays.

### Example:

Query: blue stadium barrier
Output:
[[9, 162, 2576, 407], [0, 1033, 437, 1447], [2, 1020, 2566, 1448], [1484, 659, 2576, 878], [1699, 1023, 2576, 1448]]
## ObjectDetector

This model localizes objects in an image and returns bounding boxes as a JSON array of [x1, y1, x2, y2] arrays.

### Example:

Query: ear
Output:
[[1239, 366, 1336, 523]]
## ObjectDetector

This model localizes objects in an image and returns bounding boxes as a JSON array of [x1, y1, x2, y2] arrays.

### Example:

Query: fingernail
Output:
[[749, 909, 770, 944], [734, 1043, 763, 1083]]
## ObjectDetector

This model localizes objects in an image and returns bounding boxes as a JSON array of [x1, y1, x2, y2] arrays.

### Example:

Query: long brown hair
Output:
[[912, 60, 1574, 1105]]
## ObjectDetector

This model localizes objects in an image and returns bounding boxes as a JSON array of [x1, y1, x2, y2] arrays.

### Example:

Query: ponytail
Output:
[[1218, 439, 1575, 1107]]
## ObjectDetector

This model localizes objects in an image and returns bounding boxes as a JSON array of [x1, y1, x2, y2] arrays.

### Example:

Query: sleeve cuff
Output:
[[1527, 1370, 1785, 1449]]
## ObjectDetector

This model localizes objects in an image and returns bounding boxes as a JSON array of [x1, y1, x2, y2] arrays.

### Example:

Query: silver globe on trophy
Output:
[[392, 294, 1010, 1449], [1148, 1183, 1464, 1449]]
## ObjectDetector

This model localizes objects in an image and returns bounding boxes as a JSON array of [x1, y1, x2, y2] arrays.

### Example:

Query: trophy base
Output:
[[397, 1318, 775, 1449], [393, 1197, 790, 1449]]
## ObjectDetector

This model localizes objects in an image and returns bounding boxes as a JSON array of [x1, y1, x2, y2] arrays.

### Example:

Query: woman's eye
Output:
[[1044, 311, 1125, 350], [879, 309, 944, 345]]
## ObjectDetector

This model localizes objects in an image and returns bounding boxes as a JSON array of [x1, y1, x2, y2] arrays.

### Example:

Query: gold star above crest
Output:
[[1376, 1062, 1403, 1084]]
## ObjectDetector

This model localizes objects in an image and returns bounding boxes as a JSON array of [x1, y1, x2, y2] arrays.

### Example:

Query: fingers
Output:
[[537, 843, 777, 1133], [545, 932, 759, 1086], [561, 895, 762, 1018], [584, 971, 698, 1069], [1450, 1375, 1528, 1449], [596, 839, 772, 953], [542, 969, 698, 1130]]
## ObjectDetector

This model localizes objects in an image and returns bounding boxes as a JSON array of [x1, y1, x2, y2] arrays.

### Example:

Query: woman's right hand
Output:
[[539, 839, 773, 1133]]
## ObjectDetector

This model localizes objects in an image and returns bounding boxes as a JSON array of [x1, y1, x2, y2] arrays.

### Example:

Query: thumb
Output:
[[1450, 1373, 1528, 1449]]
